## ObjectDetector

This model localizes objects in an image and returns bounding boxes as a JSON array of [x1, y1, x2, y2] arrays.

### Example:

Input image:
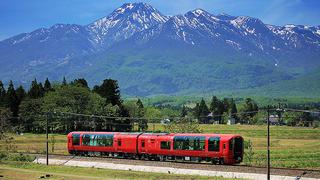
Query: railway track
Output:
[[18, 152, 320, 179]]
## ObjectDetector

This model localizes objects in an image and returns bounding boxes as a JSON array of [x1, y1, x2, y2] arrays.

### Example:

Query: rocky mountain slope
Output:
[[0, 2, 319, 96]]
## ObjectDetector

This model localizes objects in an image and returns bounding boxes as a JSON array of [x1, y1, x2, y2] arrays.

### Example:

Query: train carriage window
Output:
[[208, 137, 220, 152], [194, 136, 205, 150], [118, 139, 122, 146], [141, 140, 145, 148], [72, 134, 80, 146], [82, 134, 90, 146], [96, 135, 103, 146], [160, 141, 171, 150], [173, 136, 184, 150], [105, 135, 114, 147], [90, 135, 97, 146], [174, 136, 205, 151]]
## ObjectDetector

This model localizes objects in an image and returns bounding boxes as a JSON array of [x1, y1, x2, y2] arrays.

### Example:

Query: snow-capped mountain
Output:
[[87, 2, 168, 46], [0, 2, 319, 95]]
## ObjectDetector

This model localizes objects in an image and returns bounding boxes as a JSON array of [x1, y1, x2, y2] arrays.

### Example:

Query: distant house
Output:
[[227, 117, 236, 125], [161, 119, 170, 125], [267, 115, 279, 125], [207, 112, 219, 124]]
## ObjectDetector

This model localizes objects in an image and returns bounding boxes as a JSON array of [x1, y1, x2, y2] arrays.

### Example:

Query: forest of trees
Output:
[[192, 97, 258, 124], [0, 78, 145, 133], [0, 77, 318, 134]]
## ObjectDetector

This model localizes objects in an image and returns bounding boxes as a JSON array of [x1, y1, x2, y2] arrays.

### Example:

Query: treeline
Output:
[[180, 97, 318, 127], [190, 97, 258, 124], [0, 78, 146, 133]]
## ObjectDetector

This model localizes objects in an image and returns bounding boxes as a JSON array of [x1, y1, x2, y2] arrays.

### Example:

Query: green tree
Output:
[[0, 107, 12, 132], [193, 103, 200, 120], [28, 79, 44, 98], [5, 81, 19, 118], [93, 79, 122, 106], [0, 81, 6, 107], [19, 98, 44, 132], [136, 99, 144, 118], [209, 96, 224, 123], [240, 98, 259, 124], [144, 107, 162, 121], [198, 99, 209, 123], [62, 76, 67, 86], [42, 85, 91, 132], [16, 85, 26, 103], [44, 78, 53, 92], [164, 118, 201, 133], [136, 99, 147, 131], [71, 78, 89, 88], [301, 109, 313, 127], [181, 105, 187, 117], [229, 98, 238, 122]]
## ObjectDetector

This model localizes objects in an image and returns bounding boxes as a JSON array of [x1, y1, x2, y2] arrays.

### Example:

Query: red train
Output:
[[67, 132, 244, 165]]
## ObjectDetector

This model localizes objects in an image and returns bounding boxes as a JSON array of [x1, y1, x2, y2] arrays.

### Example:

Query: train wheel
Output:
[[159, 156, 164, 161], [219, 158, 224, 165]]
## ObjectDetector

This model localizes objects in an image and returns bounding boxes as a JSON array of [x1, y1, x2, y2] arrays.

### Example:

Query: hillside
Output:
[[0, 2, 319, 96]]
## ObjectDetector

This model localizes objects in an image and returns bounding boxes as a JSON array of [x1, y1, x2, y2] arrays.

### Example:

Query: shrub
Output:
[[7, 153, 35, 162]]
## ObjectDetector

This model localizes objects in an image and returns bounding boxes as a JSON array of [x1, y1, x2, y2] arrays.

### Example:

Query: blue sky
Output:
[[1, 0, 319, 40]]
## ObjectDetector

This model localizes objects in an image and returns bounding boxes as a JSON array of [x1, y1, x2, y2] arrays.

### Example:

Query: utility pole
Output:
[[267, 106, 270, 180], [46, 113, 49, 165]]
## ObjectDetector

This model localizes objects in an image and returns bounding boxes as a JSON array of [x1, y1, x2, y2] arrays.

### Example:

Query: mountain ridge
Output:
[[0, 2, 319, 97]]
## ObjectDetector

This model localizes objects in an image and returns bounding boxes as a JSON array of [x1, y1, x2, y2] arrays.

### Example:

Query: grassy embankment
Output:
[[0, 124, 319, 169], [0, 161, 234, 180]]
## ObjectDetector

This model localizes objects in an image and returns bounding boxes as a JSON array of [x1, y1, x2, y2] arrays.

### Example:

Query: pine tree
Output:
[[16, 85, 26, 104], [193, 103, 200, 120], [136, 99, 144, 117], [181, 105, 187, 117], [0, 81, 6, 107], [28, 79, 43, 99], [94, 79, 122, 106], [223, 98, 230, 112], [5, 81, 18, 117], [38, 83, 45, 97], [71, 78, 88, 88], [209, 96, 219, 113], [229, 98, 238, 122], [209, 96, 224, 123], [198, 99, 209, 123], [44, 78, 53, 92], [62, 76, 67, 86], [241, 98, 258, 124], [136, 99, 147, 131]]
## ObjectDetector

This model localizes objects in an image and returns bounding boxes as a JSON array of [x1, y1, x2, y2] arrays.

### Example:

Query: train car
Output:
[[67, 131, 118, 155], [67, 132, 243, 165], [137, 133, 243, 164]]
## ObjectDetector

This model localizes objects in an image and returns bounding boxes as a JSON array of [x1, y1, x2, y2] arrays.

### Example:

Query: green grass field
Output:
[[0, 161, 234, 180], [1, 124, 319, 169]]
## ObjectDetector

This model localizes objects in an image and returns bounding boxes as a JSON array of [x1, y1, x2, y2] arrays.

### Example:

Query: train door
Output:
[[233, 137, 243, 162], [141, 139, 146, 153], [117, 138, 122, 152]]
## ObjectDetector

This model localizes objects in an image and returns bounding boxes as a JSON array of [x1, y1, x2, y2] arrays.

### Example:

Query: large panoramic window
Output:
[[81, 134, 114, 146], [208, 137, 220, 152], [82, 134, 90, 146], [173, 136, 205, 150]]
